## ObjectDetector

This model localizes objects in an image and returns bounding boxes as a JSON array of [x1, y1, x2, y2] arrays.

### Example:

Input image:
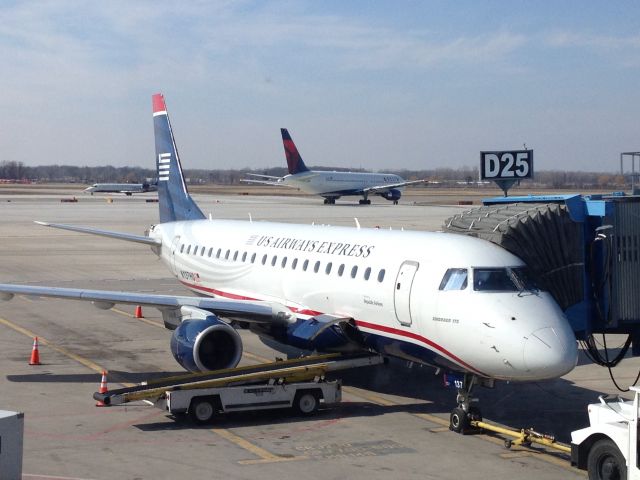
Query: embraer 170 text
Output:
[[0, 94, 577, 431]]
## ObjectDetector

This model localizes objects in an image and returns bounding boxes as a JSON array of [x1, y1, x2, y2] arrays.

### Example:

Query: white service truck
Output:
[[571, 386, 640, 480]]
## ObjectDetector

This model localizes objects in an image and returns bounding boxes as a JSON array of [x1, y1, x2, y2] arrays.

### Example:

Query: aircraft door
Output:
[[394, 261, 419, 326], [170, 235, 181, 275]]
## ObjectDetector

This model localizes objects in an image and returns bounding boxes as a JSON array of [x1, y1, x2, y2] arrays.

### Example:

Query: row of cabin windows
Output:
[[179, 243, 385, 282]]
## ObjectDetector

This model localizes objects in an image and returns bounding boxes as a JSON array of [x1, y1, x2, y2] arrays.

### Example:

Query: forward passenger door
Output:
[[394, 261, 419, 326]]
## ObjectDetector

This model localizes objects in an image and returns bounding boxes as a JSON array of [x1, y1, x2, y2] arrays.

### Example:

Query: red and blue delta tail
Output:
[[281, 128, 309, 174], [152, 93, 205, 223]]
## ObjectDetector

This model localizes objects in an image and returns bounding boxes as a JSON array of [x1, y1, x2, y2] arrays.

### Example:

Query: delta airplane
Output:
[[0, 94, 577, 431], [84, 182, 158, 196], [243, 128, 426, 205]]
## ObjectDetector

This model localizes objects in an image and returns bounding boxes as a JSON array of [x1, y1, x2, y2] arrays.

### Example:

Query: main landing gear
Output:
[[449, 374, 483, 434], [358, 198, 371, 205], [323, 198, 337, 205]]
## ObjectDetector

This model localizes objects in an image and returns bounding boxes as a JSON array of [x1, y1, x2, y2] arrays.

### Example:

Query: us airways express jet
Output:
[[84, 182, 158, 196], [243, 128, 426, 205], [0, 94, 577, 432]]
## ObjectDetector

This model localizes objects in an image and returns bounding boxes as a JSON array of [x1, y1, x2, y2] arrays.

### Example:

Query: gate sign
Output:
[[480, 150, 533, 180]]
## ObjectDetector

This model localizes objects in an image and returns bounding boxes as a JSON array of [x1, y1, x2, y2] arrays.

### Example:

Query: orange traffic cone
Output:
[[134, 305, 144, 318], [96, 370, 108, 407], [29, 337, 41, 365]]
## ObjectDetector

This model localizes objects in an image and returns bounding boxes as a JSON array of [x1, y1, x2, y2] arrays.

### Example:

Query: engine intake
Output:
[[170, 315, 243, 372]]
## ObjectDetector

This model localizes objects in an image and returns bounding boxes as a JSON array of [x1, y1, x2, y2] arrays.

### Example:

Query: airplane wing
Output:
[[240, 178, 298, 188], [362, 179, 429, 194], [0, 283, 292, 325]]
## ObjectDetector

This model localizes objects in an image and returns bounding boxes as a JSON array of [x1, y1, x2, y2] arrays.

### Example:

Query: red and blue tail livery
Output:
[[281, 128, 310, 174], [152, 93, 204, 223]]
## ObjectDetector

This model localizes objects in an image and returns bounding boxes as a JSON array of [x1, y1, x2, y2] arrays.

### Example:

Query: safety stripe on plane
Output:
[[179, 279, 486, 376]]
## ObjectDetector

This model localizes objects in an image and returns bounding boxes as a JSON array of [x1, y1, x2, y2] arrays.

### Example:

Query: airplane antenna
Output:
[[354, 218, 360, 229]]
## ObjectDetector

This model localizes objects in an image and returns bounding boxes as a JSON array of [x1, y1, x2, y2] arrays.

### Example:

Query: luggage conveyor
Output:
[[94, 352, 385, 407]]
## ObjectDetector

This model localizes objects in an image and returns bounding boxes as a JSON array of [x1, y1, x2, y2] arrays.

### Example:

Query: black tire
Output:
[[587, 438, 627, 480], [294, 390, 319, 415], [189, 397, 216, 425], [449, 407, 469, 434]]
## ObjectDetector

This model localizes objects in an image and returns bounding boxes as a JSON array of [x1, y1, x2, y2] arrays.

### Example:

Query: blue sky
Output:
[[0, 1, 638, 172]]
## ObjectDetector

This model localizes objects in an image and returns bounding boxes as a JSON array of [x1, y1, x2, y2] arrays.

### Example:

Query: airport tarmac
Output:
[[1, 191, 638, 479]]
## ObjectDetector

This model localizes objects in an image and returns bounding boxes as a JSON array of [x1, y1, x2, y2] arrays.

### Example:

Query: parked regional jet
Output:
[[243, 129, 426, 205], [84, 182, 158, 196], [0, 94, 577, 431]]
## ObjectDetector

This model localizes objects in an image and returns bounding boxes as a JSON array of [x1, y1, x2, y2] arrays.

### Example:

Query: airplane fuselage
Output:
[[281, 171, 403, 197], [148, 219, 577, 381]]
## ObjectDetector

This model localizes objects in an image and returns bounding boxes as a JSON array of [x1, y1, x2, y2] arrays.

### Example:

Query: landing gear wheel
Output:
[[587, 438, 626, 480], [449, 407, 470, 434], [366, 199, 371, 205], [393, 200, 398, 205], [189, 397, 216, 425], [294, 391, 319, 415], [504, 439, 512, 449], [323, 198, 329, 204]]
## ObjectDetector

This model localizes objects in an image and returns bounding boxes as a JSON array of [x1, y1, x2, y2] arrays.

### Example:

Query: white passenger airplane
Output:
[[84, 182, 158, 196], [243, 128, 426, 205], [0, 94, 577, 432]]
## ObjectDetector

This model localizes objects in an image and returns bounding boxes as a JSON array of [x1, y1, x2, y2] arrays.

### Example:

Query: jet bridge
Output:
[[444, 194, 640, 363]]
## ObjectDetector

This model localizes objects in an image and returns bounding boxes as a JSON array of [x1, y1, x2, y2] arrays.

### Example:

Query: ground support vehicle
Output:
[[571, 386, 640, 480], [94, 353, 383, 422]]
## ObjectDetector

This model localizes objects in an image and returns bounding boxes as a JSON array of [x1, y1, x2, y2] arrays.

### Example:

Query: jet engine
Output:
[[170, 314, 243, 372], [381, 189, 401, 202]]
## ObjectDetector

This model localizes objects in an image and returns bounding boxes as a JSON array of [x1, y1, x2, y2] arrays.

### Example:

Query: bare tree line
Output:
[[0, 160, 627, 189]]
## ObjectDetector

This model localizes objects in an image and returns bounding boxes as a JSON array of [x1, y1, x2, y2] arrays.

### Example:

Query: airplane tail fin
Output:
[[152, 93, 205, 223], [281, 128, 310, 174]]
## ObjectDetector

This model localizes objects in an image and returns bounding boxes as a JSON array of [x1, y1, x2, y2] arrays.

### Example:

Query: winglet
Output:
[[152, 93, 166, 115]]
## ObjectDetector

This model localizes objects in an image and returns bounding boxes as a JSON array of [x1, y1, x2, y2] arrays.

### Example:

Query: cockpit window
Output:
[[473, 267, 538, 292], [439, 268, 468, 291]]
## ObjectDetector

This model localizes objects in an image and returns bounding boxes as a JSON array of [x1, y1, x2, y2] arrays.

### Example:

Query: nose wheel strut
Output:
[[449, 374, 482, 434]]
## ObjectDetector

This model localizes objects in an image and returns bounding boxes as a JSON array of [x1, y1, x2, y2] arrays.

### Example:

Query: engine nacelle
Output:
[[170, 315, 243, 372], [381, 189, 401, 201]]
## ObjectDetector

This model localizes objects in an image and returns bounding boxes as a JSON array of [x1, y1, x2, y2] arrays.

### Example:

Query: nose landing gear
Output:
[[449, 374, 483, 434]]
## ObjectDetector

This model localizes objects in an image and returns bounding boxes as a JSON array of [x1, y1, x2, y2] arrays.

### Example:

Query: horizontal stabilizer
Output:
[[35, 221, 161, 246]]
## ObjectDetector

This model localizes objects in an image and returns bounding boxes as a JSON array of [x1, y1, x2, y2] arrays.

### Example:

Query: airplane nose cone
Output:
[[523, 327, 577, 379]]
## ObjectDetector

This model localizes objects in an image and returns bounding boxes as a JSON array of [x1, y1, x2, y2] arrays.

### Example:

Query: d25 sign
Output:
[[480, 150, 533, 180]]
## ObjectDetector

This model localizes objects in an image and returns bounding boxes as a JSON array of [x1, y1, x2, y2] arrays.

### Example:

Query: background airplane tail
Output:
[[152, 93, 205, 223], [281, 128, 310, 174]]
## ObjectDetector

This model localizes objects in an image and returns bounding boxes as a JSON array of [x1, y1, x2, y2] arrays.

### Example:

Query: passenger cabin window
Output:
[[225, 250, 230, 260], [180, 244, 185, 253], [232, 251, 238, 261], [377, 269, 385, 282], [314, 261, 320, 273], [303, 259, 309, 271], [338, 264, 345, 276], [242, 252, 247, 262], [351, 266, 358, 278], [364, 267, 371, 280], [262, 254, 267, 265], [281, 257, 287, 268], [216, 248, 221, 259], [439, 268, 468, 291], [325, 262, 332, 274], [473, 267, 538, 292], [201, 246, 205, 256], [292, 258, 298, 270], [186, 245, 191, 254], [251, 253, 256, 263], [271, 256, 278, 267], [208, 247, 213, 257]]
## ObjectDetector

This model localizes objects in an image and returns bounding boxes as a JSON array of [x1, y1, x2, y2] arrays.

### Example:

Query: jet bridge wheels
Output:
[[294, 389, 321, 415], [189, 396, 219, 425], [587, 438, 626, 480]]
